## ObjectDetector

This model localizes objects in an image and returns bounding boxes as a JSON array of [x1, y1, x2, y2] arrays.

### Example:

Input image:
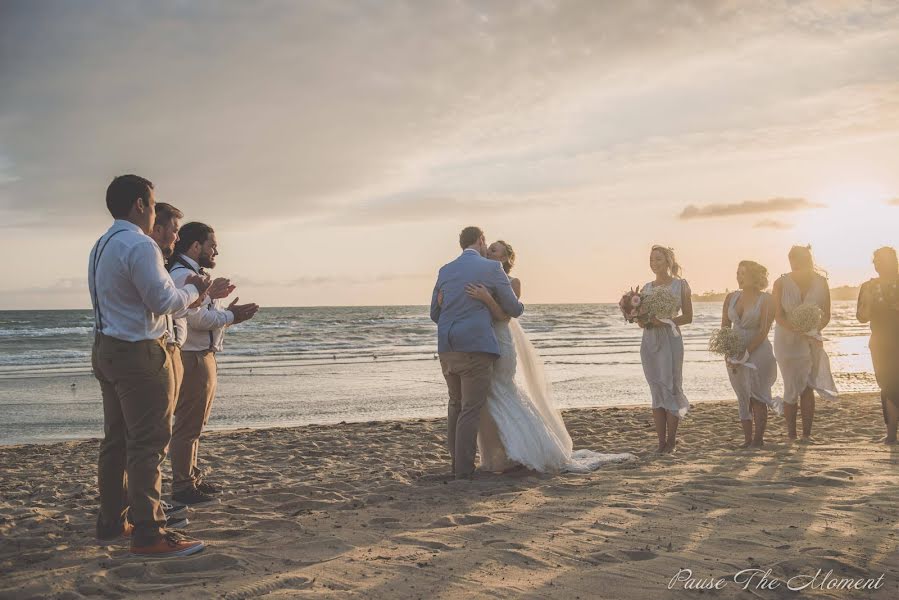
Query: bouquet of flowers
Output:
[[618, 286, 644, 323], [619, 285, 681, 336], [708, 327, 746, 359], [789, 303, 823, 336], [642, 287, 679, 321]]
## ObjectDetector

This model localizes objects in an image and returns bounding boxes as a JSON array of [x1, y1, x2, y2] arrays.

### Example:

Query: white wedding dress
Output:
[[477, 319, 635, 474]]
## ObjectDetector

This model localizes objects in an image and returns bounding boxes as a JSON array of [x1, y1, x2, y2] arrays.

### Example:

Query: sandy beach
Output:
[[2, 393, 898, 599]]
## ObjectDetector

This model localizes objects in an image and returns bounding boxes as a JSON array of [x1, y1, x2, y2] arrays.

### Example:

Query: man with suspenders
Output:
[[90, 175, 210, 557], [149, 203, 233, 524], [169, 221, 259, 505]]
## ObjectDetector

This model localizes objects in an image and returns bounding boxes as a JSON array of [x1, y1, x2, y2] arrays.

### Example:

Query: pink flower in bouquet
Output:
[[618, 286, 644, 322]]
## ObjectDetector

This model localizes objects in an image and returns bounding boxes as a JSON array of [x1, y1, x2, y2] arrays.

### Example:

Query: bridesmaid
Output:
[[772, 245, 838, 441], [856, 247, 899, 444], [721, 261, 778, 448], [639, 245, 692, 454]]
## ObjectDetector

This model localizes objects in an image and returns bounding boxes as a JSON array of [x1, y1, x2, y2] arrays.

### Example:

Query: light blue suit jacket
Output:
[[430, 249, 525, 356]]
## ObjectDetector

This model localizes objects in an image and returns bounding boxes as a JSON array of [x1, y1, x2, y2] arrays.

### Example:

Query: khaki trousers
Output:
[[167, 344, 184, 406], [171, 350, 217, 493], [92, 334, 174, 544], [439, 351, 495, 478]]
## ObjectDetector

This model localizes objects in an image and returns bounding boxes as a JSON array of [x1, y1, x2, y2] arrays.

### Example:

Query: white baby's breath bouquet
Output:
[[642, 287, 679, 320], [708, 327, 746, 359], [789, 303, 823, 336]]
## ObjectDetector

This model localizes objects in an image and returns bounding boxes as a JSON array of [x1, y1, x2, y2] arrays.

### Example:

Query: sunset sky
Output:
[[2, 1, 898, 308]]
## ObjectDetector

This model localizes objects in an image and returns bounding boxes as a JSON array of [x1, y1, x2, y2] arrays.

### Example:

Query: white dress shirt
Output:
[[164, 303, 190, 346], [169, 254, 234, 352], [88, 220, 199, 342]]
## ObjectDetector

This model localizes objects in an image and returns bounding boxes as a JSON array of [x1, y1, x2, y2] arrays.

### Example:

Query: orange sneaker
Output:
[[130, 531, 205, 558], [96, 521, 133, 545]]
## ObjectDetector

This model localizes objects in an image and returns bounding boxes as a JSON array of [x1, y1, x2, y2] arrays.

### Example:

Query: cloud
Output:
[[679, 197, 823, 220], [2, 1, 898, 231], [754, 219, 793, 230]]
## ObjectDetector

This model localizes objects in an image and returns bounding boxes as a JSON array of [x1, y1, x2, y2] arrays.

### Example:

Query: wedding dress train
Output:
[[477, 319, 634, 474]]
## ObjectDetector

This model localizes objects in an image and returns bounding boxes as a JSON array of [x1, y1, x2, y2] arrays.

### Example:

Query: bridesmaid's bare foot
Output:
[[883, 437, 897, 446], [663, 440, 678, 454], [751, 440, 765, 448], [739, 440, 752, 449], [657, 442, 667, 454], [799, 435, 813, 444]]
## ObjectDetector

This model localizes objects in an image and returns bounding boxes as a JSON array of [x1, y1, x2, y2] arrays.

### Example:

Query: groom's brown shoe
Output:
[[130, 531, 205, 558]]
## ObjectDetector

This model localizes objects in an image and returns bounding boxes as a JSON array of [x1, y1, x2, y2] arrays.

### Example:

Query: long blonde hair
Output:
[[788, 245, 827, 277], [651, 245, 682, 277]]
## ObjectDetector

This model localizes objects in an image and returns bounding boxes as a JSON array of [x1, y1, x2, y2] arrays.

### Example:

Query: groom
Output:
[[430, 226, 524, 479]]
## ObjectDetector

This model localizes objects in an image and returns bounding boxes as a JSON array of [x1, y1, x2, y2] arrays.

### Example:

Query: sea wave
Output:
[[0, 326, 93, 338]]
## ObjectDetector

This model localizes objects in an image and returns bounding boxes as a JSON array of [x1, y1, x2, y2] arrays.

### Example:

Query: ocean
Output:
[[0, 303, 876, 445]]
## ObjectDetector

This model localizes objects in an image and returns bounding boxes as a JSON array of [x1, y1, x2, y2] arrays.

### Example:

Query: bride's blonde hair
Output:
[[494, 240, 516, 274]]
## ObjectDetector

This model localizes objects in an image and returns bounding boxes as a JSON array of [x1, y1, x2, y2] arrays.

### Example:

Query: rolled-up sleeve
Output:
[[186, 306, 234, 330]]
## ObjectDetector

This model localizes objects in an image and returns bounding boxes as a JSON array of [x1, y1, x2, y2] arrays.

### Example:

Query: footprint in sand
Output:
[[789, 474, 851, 487], [747, 492, 792, 503], [823, 468, 861, 478], [394, 537, 457, 551], [203, 528, 245, 540], [620, 549, 657, 561], [223, 574, 314, 600], [586, 551, 624, 564], [799, 546, 847, 558], [150, 553, 242, 575], [484, 539, 526, 550], [429, 514, 491, 528]]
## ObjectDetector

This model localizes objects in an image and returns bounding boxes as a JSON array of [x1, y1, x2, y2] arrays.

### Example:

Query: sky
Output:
[[2, 0, 899, 309]]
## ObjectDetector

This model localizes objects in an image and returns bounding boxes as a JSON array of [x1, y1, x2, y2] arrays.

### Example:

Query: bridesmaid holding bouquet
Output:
[[720, 261, 779, 447], [772, 246, 838, 441], [639, 245, 692, 454]]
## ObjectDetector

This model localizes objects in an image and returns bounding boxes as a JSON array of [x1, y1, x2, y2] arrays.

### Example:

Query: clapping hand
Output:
[[185, 273, 211, 296], [208, 277, 236, 300], [227, 297, 259, 324], [185, 274, 212, 307]]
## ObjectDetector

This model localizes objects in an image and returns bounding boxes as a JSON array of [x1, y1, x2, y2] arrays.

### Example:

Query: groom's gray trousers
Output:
[[439, 351, 495, 478]]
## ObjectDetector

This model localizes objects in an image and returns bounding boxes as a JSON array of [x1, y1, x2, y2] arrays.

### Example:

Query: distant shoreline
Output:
[[692, 285, 860, 302]]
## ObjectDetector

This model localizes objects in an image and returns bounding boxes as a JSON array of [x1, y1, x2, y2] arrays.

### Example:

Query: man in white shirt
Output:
[[168, 221, 259, 505], [150, 203, 189, 449], [90, 175, 210, 558], [148, 202, 233, 525]]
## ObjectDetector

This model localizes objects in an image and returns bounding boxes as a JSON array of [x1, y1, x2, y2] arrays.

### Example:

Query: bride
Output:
[[465, 240, 634, 474]]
